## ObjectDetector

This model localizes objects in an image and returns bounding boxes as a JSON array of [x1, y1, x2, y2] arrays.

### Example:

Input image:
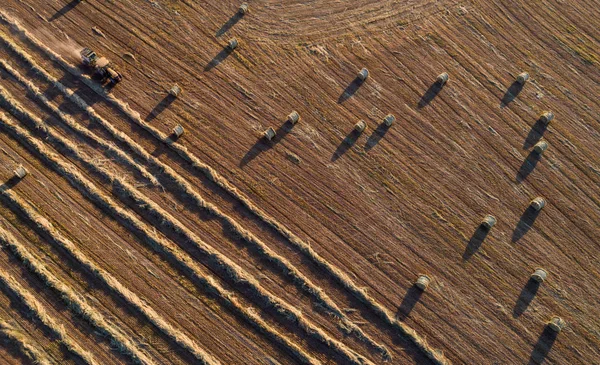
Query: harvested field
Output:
[[0, 0, 598, 364]]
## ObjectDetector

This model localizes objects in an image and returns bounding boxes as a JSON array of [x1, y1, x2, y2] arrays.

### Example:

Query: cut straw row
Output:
[[0, 11, 449, 364], [0, 112, 219, 364], [0, 101, 320, 364], [0, 83, 369, 365], [0, 319, 53, 365], [0, 268, 98, 365], [0, 38, 388, 359], [0, 224, 155, 364]]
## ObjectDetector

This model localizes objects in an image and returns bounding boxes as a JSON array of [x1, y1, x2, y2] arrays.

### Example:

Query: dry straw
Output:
[[0, 94, 220, 365], [0, 59, 159, 187], [0, 87, 373, 365], [0, 12, 449, 364], [0, 30, 388, 358], [0, 225, 155, 365], [0, 268, 98, 365], [0, 319, 53, 365], [0, 106, 323, 364]]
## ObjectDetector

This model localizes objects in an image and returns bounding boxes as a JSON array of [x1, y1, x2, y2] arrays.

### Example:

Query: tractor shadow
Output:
[[511, 206, 541, 243], [417, 81, 443, 108], [528, 326, 558, 365], [462, 225, 490, 260], [204, 46, 234, 71], [331, 128, 362, 162], [145, 94, 176, 122], [513, 278, 541, 317], [516, 150, 542, 183], [364, 123, 391, 151], [240, 121, 295, 166], [216, 11, 244, 37], [500, 81, 524, 108], [48, 0, 82, 22], [338, 77, 364, 103], [523, 118, 549, 149], [396, 286, 423, 320]]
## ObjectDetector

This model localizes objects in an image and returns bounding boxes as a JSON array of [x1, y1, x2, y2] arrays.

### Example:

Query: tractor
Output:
[[80, 48, 122, 85]]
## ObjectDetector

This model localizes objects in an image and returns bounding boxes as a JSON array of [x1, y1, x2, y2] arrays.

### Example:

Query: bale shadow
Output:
[[364, 123, 391, 151], [500, 81, 524, 108], [216, 12, 244, 37], [331, 129, 361, 162], [523, 118, 549, 149], [512, 206, 541, 243], [513, 278, 541, 317], [145, 94, 176, 122], [48, 0, 81, 22], [396, 286, 423, 320], [462, 225, 490, 260], [417, 81, 443, 108], [338, 77, 364, 103], [1, 177, 22, 191], [516, 150, 542, 183], [240, 121, 295, 166], [204, 46, 234, 71], [528, 326, 558, 365]]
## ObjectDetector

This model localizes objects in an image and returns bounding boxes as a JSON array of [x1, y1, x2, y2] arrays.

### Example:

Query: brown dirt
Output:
[[0, 0, 598, 364]]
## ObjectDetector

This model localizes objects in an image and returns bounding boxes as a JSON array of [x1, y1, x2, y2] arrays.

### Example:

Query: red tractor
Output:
[[80, 48, 122, 85]]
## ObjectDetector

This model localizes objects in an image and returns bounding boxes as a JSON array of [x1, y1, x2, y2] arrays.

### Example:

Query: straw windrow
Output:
[[0, 269, 98, 365], [0, 319, 53, 365], [0, 84, 370, 365], [0, 225, 155, 365], [0, 36, 389, 359], [0, 12, 450, 364]]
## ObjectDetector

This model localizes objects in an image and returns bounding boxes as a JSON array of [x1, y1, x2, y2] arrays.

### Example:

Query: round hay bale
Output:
[[354, 120, 366, 132], [14, 165, 27, 179], [530, 197, 546, 211], [169, 84, 181, 97], [531, 268, 548, 283], [287, 111, 300, 124], [480, 215, 496, 230], [548, 317, 566, 333], [415, 275, 431, 291], [264, 127, 276, 141], [436, 72, 449, 85], [533, 140, 548, 154], [383, 114, 395, 127], [517, 72, 530, 84], [357, 68, 369, 81], [173, 124, 184, 138], [540, 111, 554, 124], [228, 38, 239, 50], [239, 3, 249, 14]]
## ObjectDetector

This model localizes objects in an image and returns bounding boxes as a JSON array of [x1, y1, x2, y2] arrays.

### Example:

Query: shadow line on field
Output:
[[240, 121, 295, 166], [500, 81, 524, 108], [417, 81, 443, 108], [332, 128, 361, 161], [338, 77, 364, 103], [512, 206, 541, 243], [146, 94, 176, 122], [396, 286, 423, 320], [513, 278, 540, 317], [364, 123, 390, 151], [516, 150, 542, 183], [216, 12, 244, 37], [462, 225, 490, 260], [204, 46, 234, 71], [48, 0, 82, 22], [528, 326, 558, 365], [523, 118, 549, 149]]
